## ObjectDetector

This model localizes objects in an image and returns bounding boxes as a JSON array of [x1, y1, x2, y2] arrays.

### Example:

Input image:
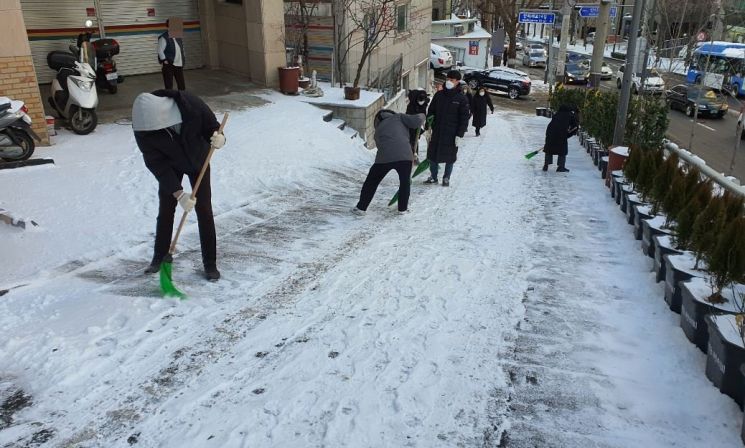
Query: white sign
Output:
[[704, 73, 724, 90]]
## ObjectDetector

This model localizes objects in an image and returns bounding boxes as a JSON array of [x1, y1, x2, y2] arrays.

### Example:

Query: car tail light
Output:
[[438, 58, 444, 64]]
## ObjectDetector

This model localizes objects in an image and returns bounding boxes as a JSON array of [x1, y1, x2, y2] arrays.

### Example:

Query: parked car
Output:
[[430, 43, 454, 70], [522, 49, 547, 68], [564, 63, 589, 84], [666, 84, 729, 118], [525, 43, 545, 55], [506, 38, 523, 51], [464, 67, 531, 99], [578, 60, 614, 79], [615, 65, 666, 94]]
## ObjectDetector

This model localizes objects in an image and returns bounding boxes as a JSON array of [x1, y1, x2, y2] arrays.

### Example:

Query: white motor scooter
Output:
[[46, 38, 99, 135]]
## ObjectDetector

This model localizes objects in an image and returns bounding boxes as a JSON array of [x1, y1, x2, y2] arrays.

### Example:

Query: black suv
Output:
[[463, 67, 532, 99]]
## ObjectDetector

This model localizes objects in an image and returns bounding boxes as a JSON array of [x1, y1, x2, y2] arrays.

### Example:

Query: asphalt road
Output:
[[514, 58, 745, 181]]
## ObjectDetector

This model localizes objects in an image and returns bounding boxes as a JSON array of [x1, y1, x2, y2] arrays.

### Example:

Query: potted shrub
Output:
[[681, 216, 745, 352]]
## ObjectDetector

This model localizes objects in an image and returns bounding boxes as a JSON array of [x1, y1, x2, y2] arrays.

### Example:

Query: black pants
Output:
[[162, 63, 186, 91], [356, 161, 412, 212], [544, 152, 566, 169], [153, 168, 216, 268], [474, 126, 481, 135]]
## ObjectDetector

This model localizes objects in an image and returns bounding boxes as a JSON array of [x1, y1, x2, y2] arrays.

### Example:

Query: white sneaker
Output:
[[351, 207, 366, 216]]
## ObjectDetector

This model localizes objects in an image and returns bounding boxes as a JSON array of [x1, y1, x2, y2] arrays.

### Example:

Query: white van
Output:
[[430, 43, 454, 70]]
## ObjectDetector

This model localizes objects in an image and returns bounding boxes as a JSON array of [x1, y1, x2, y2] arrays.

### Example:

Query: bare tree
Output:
[[477, 0, 544, 63], [284, 0, 321, 75], [334, 0, 421, 89]]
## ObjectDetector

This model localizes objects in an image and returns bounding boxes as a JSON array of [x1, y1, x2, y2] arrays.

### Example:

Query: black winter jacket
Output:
[[426, 87, 470, 164], [470, 93, 494, 128], [134, 90, 220, 194], [544, 107, 578, 156]]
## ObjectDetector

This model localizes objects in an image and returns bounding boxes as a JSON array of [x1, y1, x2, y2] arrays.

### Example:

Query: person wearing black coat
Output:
[[543, 104, 578, 172], [424, 70, 471, 187], [470, 86, 494, 136], [405, 89, 429, 162], [132, 90, 226, 280]]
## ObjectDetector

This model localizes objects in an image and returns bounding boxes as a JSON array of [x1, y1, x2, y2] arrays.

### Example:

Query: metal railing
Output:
[[664, 140, 745, 197]]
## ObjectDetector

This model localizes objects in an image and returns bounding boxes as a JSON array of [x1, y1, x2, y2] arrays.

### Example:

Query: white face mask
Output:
[[445, 80, 455, 90], [479, 91, 485, 96], [417, 100, 425, 105]]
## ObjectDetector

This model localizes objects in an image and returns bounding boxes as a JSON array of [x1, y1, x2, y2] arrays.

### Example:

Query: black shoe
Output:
[[442, 178, 450, 187], [205, 266, 221, 282], [475, 130, 480, 136], [424, 176, 438, 184], [542, 165, 548, 172], [144, 262, 160, 274], [557, 167, 570, 172]]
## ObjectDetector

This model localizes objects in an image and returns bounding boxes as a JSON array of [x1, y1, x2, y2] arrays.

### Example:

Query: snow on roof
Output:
[[432, 24, 492, 40]]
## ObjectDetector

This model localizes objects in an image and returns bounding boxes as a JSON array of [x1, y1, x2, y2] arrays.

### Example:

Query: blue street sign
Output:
[[518, 12, 556, 24], [578, 6, 617, 18]]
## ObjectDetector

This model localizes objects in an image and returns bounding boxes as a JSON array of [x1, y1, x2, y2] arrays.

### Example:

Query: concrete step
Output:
[[329, 118, 346, 130]]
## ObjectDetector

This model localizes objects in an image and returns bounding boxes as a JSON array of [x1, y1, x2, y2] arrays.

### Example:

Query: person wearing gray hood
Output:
[[132, 90, 225, 281], [353, 109, 425, 214]]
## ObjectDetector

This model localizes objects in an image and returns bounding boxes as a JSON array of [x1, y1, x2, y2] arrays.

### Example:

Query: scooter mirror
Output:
[[84, 19, 94, 28]]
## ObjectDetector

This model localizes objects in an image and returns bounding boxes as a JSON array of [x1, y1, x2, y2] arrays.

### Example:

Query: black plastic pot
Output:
[[612, 175, 626, 204], [641, 217, 670, 258], [653, 235, 682, 283], [597, 151, 609, 174], [680, 281, 738, 353], [664, 253, 702, 313], [705, 315, 745, 407], [633, 204, 653, 240], [625, 194, 644, 226], [620, 185, 633, 213]]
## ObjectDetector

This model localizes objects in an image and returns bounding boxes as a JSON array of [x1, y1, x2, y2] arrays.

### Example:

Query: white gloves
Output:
[[210, 131, 226, 149], [455, 136, 463, 147], [176, 191, 196, 213]]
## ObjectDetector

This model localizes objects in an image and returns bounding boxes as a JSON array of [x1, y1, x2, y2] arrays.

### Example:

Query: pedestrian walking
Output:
[[424, 70, 470, 187], [543, 104, 578, 173], [132, 90, 226, 280], [405, 89, 429, 163], [353, 109, 425, 214], [158, 19, 186, 90], [471, 86, 494, 136]]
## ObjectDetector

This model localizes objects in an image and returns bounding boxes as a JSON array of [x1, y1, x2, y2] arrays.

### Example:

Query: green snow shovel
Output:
[[160, 113, 229, 298], [524, 146, 544, 160], [388, 159, 431, 206]]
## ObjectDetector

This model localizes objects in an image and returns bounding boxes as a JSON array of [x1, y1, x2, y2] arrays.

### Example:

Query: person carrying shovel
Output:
[[132, 90, 225, 281]]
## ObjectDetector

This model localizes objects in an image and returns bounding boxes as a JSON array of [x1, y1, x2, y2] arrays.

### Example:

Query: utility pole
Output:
[[589, 0, 612, 89], [612, 0, 646, 145], [712, 0, 725, 41], [556, 0, 572, 84]]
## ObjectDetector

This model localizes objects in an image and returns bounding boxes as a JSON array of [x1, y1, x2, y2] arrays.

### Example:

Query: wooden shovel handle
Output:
[[168, 113, 229, 255]]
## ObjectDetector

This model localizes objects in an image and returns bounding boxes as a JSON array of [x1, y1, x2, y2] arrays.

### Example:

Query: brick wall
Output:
[[0, 55, 49, 145]]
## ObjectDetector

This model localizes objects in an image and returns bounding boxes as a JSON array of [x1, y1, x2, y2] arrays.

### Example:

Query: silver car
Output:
[[522, 49, 547, 68]]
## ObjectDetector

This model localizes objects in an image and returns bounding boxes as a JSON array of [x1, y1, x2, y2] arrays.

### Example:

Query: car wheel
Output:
[[732, 83, 740, 96], [508, 87, 519, 99], [468, 79, 478, 90], [685, 104, 695, 117], [616, 78, 621, 89], [718, 111, 726, 119]]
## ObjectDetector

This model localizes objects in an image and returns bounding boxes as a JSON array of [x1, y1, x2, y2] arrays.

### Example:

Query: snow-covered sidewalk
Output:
[[0, 97, 741, 447]]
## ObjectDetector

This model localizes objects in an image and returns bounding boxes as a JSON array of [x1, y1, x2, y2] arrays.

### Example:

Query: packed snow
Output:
[[1, 93, 742, 447]]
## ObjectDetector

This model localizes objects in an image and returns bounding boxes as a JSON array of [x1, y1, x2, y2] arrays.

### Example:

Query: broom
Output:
[[388, 158, 431, 206], [524, 146, 544, 160], [160, 113, 229, 298]]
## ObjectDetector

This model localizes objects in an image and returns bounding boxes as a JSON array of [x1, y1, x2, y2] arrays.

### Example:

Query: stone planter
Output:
[[664, 252, 704, 313], [641, 216, 670, 258], [653, 234, 682, 283], [632, 204, 653, 240], [680, 278, 743, 353], [706, 314, 745, 407]]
